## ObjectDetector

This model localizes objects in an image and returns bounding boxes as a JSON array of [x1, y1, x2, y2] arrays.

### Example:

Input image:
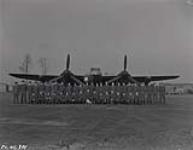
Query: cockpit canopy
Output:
[[90, 67, 102, 75]]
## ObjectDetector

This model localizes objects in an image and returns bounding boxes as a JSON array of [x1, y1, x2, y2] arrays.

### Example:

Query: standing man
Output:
[[20, 81, 26, 104], [13, 82, 19, 104], [110, 82, 116, 104]]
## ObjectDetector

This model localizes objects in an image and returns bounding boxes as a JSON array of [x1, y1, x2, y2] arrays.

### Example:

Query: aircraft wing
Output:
[[101, 75, 179, 84], [9, 73, 86, 84], [9, 73, 179, 84], [9, 73, 58, 82], [133, 75, 180, 82]]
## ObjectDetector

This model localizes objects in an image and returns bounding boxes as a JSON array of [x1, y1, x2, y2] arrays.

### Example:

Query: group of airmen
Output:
[[13, 81, 166, 105]]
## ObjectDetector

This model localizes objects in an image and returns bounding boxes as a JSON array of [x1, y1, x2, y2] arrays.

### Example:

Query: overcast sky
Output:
[[0, 0, 193, 83]]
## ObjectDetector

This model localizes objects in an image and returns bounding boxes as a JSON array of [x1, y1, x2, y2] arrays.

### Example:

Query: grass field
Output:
[[0, 93, 193, 150]]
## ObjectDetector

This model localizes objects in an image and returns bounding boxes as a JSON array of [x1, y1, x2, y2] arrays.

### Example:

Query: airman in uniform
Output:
[[48, 82, 54, 104], [131, 85, 136, 104], [139, 85, 146, 104], [127, 84, 133, 104], [51, 82, 58, 104], [153, 86, 158, 104], [61, 83, 67, 104], [98, 83, 105, 104], [66, 83, 72, 104], [150, 85, 155, 104], [13, 82, 19, 104], [80, 83, 87, 104], [20, 82, 27, 104], [54, 83, 59, 104], [110, 82, 116, 104], [46, 82, 51, 104], [45, 82, 51, 104], [72, 84, 78, 103], [85, 84, 91, 104], [65, 91, 69, 104], [78, 84, 84, 104], [92, 84, 97, 104], [143, 85, 148, 104], [121, 83, 127, 104], [104, 82, 110, 104], [156, 86, 160, 104], [24, 82, 29, 104], [26, 81, 32, 104], [35, 83, 40, 104], [71, 84, 77, 104], [89, 83, 95, 103], [96, 84, 100, 102], [159, 86, 166, 104], [30, 82, 37, 104], [114, 82, 121, 104], [146, 85, 151, 104], [163, 86, 166, 104], [85, 85, 91, 104], [39, 82, 45, 104], [58, 82, 64, 104]]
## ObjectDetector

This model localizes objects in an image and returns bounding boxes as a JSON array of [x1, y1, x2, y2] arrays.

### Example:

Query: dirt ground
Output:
[[0, 93, 193, 150]]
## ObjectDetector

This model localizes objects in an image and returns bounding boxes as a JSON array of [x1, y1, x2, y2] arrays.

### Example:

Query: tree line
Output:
[[19, 53, 49, 75]]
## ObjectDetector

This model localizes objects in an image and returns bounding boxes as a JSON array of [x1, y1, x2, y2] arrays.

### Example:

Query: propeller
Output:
[[124, 55, 127, 71], [66, 54, 70, 70], [107, 55, 140, 85], [49, 75, 64, 83], [49, 54, 84, 85], [70, 75, 85, 85], [106, 75, 122, 84], [144, 69, 152, 86], [144, 76, 151, 86]]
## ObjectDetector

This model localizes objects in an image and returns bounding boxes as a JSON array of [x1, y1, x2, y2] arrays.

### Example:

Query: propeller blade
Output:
[[70, 75, 85, 86], [49, 75, 64, 83], [127, 75, 140, 85], [144, 76, 151, 86], [66, 54, 70, 70], [124, 55, 127, 71], [107, 75, 122, 84]]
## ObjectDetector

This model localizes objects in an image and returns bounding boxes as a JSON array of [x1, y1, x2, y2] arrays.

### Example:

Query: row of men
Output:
[[13, 82, 166, 104]]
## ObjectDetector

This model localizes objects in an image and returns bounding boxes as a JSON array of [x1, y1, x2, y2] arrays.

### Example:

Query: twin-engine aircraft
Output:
[[9, 54, 179, 86]]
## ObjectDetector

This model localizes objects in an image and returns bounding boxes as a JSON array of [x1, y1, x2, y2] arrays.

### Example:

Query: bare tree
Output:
[[19, 54, 32, 74], [38, 57, 48, 75]]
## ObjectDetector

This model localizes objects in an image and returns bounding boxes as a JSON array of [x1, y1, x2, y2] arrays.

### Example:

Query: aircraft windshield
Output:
[[90, 68, 102, 75]]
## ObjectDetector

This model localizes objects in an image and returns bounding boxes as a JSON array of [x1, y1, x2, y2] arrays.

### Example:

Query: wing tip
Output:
[[9, 73, 16, 77]]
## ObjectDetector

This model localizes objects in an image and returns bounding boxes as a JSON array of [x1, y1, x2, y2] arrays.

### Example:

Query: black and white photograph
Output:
[[0, 0, 193, 149]]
